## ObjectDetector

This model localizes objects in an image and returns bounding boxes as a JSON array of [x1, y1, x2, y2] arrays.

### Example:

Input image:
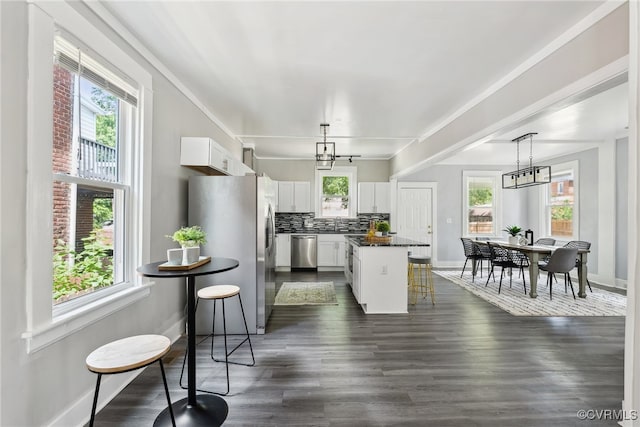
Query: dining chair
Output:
[[511, 249, 529, 281], [535, 238, 556, 283], [460, 238, 484, 281], [474, 241, 492, 278], [535, 238, 556, 246], [538, 247, 579, 300], [564, 240, 592, 292], [485, 242, 527, 295]]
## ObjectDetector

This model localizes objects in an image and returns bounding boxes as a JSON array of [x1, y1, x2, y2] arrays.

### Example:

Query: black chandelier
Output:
[[316, 123, 335, 170], [502, 132, 551, 189]]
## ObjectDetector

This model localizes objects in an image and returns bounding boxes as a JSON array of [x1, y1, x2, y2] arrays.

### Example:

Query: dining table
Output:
[[137, 257, 239, 427], [473, 240, 590, 299]]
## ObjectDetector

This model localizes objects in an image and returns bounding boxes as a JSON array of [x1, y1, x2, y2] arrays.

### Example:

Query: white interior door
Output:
[[397, 185, 434, 258]]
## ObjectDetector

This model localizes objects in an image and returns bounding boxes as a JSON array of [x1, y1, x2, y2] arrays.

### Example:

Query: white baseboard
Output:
[[47, 317, 185, 427], [433, 261, 464, 269], [614, 278, 628, 289], [566, 272, 627, 290], [317, 266, 344, 272]]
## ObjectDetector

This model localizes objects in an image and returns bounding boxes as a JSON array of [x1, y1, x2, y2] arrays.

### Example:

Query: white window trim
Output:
[[24, 2, 153, 353], [315, 166, 358, 218], [539, 160, 580, 242], [462, 170, 503, 238]]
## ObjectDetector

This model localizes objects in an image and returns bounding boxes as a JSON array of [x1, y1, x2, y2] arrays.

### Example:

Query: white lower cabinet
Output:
[[352, 246, 361, 303], [276, 234, 291, 267], [317, 234, 346, 267], [348, 242, 408, 314]]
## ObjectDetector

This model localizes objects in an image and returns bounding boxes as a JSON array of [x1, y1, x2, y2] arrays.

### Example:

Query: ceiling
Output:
[[99, 1, 624, 165], [440, 81, 629, 165]]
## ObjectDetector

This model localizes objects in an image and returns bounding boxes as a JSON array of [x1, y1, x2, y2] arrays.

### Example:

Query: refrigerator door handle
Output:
[[266, 205, 275, 253]]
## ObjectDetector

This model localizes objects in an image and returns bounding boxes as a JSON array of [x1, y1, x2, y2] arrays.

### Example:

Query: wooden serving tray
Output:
[[158, 256, 211, 271], [365, 235, 392, 243]]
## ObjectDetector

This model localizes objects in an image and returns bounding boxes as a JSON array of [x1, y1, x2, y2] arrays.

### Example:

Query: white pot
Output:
[[182, 246, 200, 264], [508, 236, 519, 245], [167, 248, 183, 265]]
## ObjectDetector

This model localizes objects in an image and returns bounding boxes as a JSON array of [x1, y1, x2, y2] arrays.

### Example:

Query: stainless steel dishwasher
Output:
[[291, 235, 317, 269]]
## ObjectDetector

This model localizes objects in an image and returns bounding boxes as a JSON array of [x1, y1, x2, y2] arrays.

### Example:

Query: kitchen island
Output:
[[345, 235, 430, 314]]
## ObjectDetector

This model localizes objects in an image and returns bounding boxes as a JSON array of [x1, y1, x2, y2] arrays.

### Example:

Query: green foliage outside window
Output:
[[469, 186, 492, 207], [91, 87, 117, 148], [93, 198, 113, 229], [551, 200, 573, 220], [53, 233, 114, 302], [323, 176, 349, 196]]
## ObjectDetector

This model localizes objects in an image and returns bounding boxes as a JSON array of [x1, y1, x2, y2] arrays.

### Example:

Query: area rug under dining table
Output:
[[274, 281, 339, 306], [434, 270, 626, 316]]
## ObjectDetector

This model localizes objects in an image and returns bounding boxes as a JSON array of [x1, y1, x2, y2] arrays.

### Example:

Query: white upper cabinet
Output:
[[180, 137, 253, 176], [294, 182, 310, 212], [277, 181, 311, 212], [278, 182, 294, 212], [358, 182, 390, 213]]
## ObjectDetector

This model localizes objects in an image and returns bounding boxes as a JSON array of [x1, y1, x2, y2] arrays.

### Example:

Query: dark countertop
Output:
[[277, 231, 367, 235], [346, 236, 430, 247]]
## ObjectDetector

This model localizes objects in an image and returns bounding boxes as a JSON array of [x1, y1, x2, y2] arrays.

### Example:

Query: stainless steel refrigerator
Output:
[[188, 174, 276, 334]]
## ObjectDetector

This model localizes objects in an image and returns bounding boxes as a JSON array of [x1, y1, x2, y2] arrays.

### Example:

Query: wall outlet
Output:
[[446, 218, 453, 224], [381, 265, 388, 274]]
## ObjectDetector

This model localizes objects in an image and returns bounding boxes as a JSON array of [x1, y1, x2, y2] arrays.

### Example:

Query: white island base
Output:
[[351, 244, 409, 314]]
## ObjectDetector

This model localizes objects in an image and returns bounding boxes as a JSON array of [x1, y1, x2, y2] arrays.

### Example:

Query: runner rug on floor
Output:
[[434, 270, 626, 316], [274, 282, 338, 306]]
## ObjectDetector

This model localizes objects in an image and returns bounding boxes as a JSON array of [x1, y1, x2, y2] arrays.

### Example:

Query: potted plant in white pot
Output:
[[376, 221, 391, 236], [502, 225, 522, 245], [167, 225, 207, 264]]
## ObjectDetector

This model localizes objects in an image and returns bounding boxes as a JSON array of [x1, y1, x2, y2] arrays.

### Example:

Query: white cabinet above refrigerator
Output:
[[180, 136, 253, 176]]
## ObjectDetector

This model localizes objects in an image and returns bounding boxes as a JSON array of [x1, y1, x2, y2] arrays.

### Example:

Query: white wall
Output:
[[617, 137, 629, 281], [257, 158, 389, 182], [0, 1, 244, 425]]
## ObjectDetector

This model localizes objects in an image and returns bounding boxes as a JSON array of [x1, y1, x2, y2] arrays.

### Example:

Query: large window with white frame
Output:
[[25, 2, 152, 352], [542, 161, 579, 240], [463, 171, 502, 237], [51, 36, 137, 307], [315, 167, 357, 218]]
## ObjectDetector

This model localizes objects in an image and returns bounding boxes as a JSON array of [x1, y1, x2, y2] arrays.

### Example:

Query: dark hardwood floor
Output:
[[91, 270, 624, 426]]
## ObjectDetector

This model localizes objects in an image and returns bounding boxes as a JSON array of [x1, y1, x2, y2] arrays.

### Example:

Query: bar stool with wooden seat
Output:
[[85, 334, 175, 427], [180, 284, 255, 396], [408, 254, 435, 305]]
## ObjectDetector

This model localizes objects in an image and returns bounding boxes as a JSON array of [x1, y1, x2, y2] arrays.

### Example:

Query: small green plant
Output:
[[168, 225, 207, 247], [502, 225, 522, 236], [376, 221, 391, 233]]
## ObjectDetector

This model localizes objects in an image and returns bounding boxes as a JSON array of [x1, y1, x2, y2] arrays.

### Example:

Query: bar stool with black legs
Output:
[[180, 284, 255, 396], [408, 254, 435, 305], [86, 335, 175, 427]]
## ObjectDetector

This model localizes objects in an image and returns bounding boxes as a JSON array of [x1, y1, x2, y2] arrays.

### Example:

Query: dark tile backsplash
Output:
[[276, 213, 390, 234]]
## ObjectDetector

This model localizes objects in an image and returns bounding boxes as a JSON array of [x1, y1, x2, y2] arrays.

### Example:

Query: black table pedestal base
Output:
[[153, 395, 229, 427]]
